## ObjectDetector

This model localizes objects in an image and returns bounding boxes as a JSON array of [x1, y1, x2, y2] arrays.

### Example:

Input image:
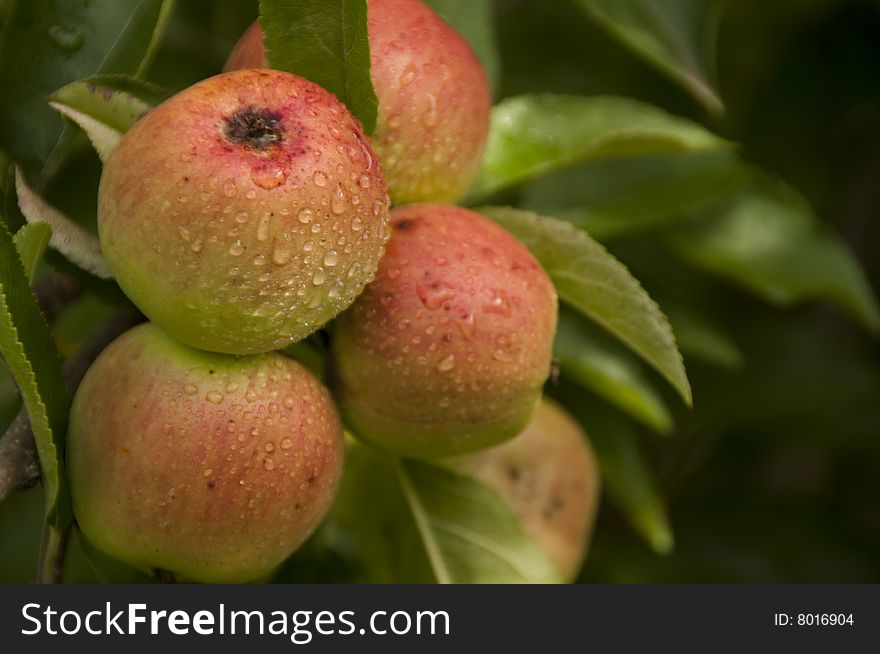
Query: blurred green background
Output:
[[1, 0, 879, 583]]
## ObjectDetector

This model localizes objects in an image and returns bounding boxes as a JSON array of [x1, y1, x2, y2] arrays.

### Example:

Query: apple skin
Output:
[[98, 68, 390, 355], [226, 0, 491, 205], [67, 323, 344, 583], [331, 204, 558, 458], [446, 399, 600, 582]]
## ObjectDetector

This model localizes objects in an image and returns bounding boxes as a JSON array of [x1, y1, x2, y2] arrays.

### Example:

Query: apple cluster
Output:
[[67, 0, 596, 583]]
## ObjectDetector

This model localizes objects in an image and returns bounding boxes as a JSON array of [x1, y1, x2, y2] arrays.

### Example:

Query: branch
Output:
[[0, 307, 143, 502], [0, 413, 41, 496]]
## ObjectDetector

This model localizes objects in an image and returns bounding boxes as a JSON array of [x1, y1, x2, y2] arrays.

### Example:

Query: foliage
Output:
[[259, 0, 378, 133]]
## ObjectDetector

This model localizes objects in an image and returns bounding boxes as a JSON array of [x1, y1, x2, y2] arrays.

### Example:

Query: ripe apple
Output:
[[98, 68, 390, 355], [332, 204, 558, 458], [68, 323, 345, 583], [226, 0, 491, 204]]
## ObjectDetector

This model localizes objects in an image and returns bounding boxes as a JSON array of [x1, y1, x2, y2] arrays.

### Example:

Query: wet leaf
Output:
[[0, 0, 173, 177], [471, 94, 727, 199], [480, 206, 692, 406], [260, 0, 378, 133], [555, 306, 673, 433], [334, 444, 562, 583]]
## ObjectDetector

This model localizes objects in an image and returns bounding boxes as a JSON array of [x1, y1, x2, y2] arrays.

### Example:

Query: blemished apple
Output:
[[226, 0, 491, 205], [98, 68, 390, 355], [447, 399, 601, 582], [67, 323, 345, 583], [331, 204, 558, 458]]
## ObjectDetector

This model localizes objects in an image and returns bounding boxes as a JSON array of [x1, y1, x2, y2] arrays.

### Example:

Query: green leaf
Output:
[[260, 0, 378, 134], [669, 176, 880, 334], [555, 306, 673, 434], [577, 0, 726, 115], [15, 168, 111, 280], [521, 151, 748, 240], [470, 95, 728, 200], [0, 365, 20, 434], [0, 0, 174, 176], [593, 429, 673, 554], [48, 76, 168, 162], [0, 208, 69, 526], [479, 206, 691, 406], [334, 444, 562, 583], [13, 222, 52, 283], [423, 0, 501, 94], [332, 444, 423, 583], [396, 459, 562, 584], [557, 387, 673, 554]]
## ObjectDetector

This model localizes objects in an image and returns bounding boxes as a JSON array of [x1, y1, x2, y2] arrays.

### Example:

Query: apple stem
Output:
[[36, 523, 70, 584]]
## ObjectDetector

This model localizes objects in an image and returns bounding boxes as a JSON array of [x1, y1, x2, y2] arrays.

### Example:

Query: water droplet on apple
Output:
[[399, 64, 417, 87], [422, 93, 439, 127], [437, 355, 455, 372], [272, 243, 293, 265], [417, 280, 457, 309], [331, 184, 347, 215], [483, 289, 512, 317], [256, 214, 271, 241]]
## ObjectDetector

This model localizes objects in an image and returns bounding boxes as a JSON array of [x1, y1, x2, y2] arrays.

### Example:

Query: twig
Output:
[[0, 307, 143, 503], [36, 523, 70, 584]]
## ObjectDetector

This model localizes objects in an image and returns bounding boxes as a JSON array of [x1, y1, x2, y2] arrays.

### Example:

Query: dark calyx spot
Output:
[[395, 219, 413, 230], [224, 107, 284, 149]]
